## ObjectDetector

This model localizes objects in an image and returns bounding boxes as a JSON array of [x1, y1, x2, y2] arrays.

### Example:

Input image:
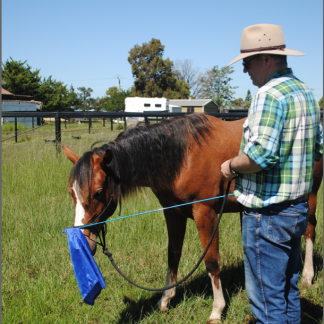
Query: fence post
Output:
[[144, 117, 149, 126], [65, 118, 67, 129], [55, 113, 61, 153], [102, 117, 105, 127], [124, 117, 127, 130], [32, 117, 34, 130], [111, 118, 113, 131], [15, 118, 18, 143], [89, 117, 91, 134]]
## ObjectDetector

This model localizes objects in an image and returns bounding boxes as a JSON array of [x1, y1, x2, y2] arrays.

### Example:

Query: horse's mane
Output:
[[69, 114, 212, 199]]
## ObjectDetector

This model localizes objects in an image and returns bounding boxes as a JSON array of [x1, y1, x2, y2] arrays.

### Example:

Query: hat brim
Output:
[[226, 48, 305, 66]]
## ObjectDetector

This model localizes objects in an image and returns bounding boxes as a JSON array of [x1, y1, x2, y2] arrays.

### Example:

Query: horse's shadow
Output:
[[117, 257, 323, 324], [117, 262, 246, 323]]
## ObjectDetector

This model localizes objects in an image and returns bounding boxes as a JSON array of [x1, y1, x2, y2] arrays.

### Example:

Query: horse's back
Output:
[[172, 116, 245, 214]]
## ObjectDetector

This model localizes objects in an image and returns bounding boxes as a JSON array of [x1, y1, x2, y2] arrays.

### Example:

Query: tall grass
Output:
[[2, 122, 30, 132], [2, 125, 323, 323]]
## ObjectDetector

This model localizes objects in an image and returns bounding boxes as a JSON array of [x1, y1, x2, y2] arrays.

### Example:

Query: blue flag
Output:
[[63, 228, 106, 305]]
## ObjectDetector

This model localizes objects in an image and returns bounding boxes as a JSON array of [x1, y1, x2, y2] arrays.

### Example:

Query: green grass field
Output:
[[2, 122, 323, 323]]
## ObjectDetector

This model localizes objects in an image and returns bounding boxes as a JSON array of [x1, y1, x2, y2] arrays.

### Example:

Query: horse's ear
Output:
[[103, 149, 113, 166], [62, 146, 79, 164]]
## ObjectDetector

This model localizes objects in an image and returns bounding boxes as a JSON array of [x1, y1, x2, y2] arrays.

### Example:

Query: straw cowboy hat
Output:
[[227, 24, 304, 66]]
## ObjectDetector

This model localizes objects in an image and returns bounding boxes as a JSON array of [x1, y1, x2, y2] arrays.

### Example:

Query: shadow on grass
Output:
[[117, 262, 246, 323], [116, 259, 323, 324], [300, 297, 323, 324]]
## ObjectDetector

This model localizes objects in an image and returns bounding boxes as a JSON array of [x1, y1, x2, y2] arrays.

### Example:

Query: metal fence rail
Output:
[[2, 110, 322, 151]]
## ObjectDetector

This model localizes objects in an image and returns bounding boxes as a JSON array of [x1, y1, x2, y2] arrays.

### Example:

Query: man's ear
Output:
[[264, 54, 271, 66], [62, 146, 79, 164]]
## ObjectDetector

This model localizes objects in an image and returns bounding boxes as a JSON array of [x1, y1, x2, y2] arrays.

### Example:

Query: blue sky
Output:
[[3, 0, 323, 101]]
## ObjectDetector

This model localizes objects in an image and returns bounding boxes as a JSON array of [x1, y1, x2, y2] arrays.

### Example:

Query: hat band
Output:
[[241, 44, 286, 53]]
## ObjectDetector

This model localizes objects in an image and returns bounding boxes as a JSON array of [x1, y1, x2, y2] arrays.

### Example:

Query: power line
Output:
[[64, 76, 134, 82]]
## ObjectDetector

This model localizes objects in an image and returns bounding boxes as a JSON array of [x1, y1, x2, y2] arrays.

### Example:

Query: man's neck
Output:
[[263, 64, 288, 86]]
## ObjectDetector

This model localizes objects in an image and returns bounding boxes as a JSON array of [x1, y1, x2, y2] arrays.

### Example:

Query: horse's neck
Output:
[[116, 133, 180, 193]]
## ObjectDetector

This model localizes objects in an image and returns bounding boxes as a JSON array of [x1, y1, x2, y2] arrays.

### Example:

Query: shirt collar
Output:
[[269, 68, 293, 82]]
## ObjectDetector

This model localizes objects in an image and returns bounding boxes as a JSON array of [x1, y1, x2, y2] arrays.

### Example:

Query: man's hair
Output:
[[270, 54, 287, 66], [255, 54, 287, 67]]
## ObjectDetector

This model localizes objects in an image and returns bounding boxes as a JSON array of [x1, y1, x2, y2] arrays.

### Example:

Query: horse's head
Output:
[[63, 146, 118, 255]]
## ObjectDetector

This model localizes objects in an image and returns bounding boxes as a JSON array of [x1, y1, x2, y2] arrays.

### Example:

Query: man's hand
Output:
[[221, 159, 236, 180], [221, 154, 262, 180]]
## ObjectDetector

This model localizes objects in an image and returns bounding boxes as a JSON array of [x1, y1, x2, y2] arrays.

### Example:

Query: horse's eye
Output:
[[94, 190, 103, 199]]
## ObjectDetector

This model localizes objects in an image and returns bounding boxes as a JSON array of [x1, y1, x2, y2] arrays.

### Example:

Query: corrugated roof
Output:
[[169, 99, 216, 106], [2, 99, 42, 104], [2, 88, 13, 95]]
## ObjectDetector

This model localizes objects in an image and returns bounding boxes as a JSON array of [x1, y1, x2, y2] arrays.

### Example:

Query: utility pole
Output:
[[116, 75, 121, 92]]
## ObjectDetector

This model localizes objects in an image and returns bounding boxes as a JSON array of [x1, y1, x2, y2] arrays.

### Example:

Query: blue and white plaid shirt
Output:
[[234, 68, 323, 208]]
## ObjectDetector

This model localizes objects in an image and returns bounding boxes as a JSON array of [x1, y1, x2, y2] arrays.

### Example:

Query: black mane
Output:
[[69, 114, 212, 199]]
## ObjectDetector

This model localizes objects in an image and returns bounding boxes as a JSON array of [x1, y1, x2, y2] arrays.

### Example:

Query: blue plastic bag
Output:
[[63, 228, 106, 305]]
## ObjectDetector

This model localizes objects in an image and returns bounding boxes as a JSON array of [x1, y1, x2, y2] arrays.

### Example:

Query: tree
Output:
[[128, 38, 189, 99], [162, 79, 190, 99], [173, 59, 203, 98], [232, 98, 246, 109], [2, 57, 41, 96], [102, 87, 132, 112], [75, 87, 94, 111], [198, 65, 238, 109], [319, 97, 323, 109], [37, 77, 77, 111], [2, 57, 78, 111], [245, 89, 252, 102]]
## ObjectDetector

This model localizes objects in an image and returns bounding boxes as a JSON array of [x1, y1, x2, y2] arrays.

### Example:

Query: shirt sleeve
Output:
[[315, 121, 323, 161], [243, 92, 283, 170]]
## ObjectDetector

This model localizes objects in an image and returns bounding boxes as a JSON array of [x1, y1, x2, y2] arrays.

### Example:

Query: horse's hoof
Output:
[[155, 301, 168, 313], [301, 278, 313, 289], [207, 319, 222, 324]]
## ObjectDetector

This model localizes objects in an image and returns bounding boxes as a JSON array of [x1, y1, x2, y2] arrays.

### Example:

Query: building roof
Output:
[[2, 88, 13, 95], [2, 88, 34, 101], [169, 99, 216, 107]]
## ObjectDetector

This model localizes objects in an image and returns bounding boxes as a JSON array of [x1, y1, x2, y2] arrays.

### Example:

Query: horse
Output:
[[63, 113, 322, 323]]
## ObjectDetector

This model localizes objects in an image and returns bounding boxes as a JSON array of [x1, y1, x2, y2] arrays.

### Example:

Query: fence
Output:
[[2, 110, 322, 152]]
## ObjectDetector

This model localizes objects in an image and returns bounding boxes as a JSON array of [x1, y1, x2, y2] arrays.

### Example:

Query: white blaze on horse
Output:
[[63, 114, 322, 323]]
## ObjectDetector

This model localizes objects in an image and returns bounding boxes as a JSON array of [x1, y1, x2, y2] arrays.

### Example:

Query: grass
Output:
[[2, 122, 30, 132], [2, 123, 323, 323]]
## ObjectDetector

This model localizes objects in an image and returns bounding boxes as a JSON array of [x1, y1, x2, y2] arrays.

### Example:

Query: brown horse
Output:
[[63, 114, 322, 323]]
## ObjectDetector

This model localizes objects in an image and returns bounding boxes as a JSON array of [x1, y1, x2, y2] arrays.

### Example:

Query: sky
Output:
[[2, 0, 323, 101]]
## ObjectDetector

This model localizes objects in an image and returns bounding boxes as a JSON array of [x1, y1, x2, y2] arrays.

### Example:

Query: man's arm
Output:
[[221, 153, 262, 180]]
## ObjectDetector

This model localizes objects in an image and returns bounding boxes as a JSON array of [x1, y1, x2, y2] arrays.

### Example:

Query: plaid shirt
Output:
[[234, 68, 323, 208]]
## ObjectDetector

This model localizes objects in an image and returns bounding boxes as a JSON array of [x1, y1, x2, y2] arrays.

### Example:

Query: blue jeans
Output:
[[242, 200, 309, 324]]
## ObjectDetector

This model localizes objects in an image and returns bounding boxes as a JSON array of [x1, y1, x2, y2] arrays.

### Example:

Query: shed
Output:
[[2, 88, 42, 127], [169, 99, 218, 113]]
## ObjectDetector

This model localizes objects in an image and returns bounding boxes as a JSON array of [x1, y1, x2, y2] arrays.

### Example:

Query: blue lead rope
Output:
[[76, 193, 234, 230]]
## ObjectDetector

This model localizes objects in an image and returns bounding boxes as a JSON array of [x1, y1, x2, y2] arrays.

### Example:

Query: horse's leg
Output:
[[156, 211, 187, 312], [193, 204, 225, 324], [301, 158, 323, 288], [301, 192, 317, 288]]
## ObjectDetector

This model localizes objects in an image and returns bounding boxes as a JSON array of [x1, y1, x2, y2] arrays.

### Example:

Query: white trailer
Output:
[[125, 97, 169, 121]]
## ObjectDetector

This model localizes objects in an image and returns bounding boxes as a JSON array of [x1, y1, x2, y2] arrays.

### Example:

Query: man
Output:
[[221, 24, 323, 323]]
